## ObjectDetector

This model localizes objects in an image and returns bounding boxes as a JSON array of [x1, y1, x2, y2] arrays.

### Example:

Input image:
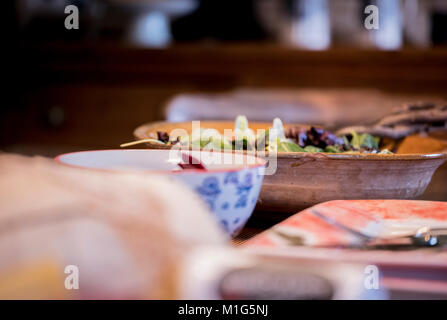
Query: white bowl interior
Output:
[[56, 149, 264, 172]]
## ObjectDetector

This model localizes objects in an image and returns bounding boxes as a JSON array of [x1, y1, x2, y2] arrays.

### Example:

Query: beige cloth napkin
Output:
[[0, 153, 225, 299]]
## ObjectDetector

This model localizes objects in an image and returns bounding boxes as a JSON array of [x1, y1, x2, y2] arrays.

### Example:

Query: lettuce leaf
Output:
[[350, 132, 380, 150], [277, 141, 305, 152], [304, 145, 324, 153]]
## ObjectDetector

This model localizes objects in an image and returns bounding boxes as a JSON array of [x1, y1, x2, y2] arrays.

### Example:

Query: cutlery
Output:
[[311, 209, 447, 248]]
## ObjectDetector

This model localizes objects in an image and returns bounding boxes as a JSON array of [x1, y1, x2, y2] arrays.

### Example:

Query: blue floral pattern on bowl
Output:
[[196, 177, 221, 210], [177, 166, 265, 237], [224, 171, 254, 209]]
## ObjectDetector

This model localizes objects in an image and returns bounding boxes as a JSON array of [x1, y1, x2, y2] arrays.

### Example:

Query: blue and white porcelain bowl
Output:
[[55, 149, 265, 236]]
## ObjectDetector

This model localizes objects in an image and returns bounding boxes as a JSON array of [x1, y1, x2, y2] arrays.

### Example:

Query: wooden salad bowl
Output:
[[133, 121, 447, 213]]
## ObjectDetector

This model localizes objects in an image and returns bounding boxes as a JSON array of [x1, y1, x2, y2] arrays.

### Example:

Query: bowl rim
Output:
[[134, 121, 447, 161], [54, 149, 267, 174]]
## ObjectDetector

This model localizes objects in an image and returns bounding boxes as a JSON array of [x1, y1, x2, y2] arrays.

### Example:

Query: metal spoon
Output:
[[411, 226, 447, 247]]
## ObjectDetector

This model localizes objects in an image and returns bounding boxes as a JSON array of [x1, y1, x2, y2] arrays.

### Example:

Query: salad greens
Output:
[[151, 115, 392, 154]]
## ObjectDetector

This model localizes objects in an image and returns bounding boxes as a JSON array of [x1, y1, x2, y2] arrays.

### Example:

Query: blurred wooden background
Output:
[[1, 43, 447, 208], [3, 44, 447, 154]]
